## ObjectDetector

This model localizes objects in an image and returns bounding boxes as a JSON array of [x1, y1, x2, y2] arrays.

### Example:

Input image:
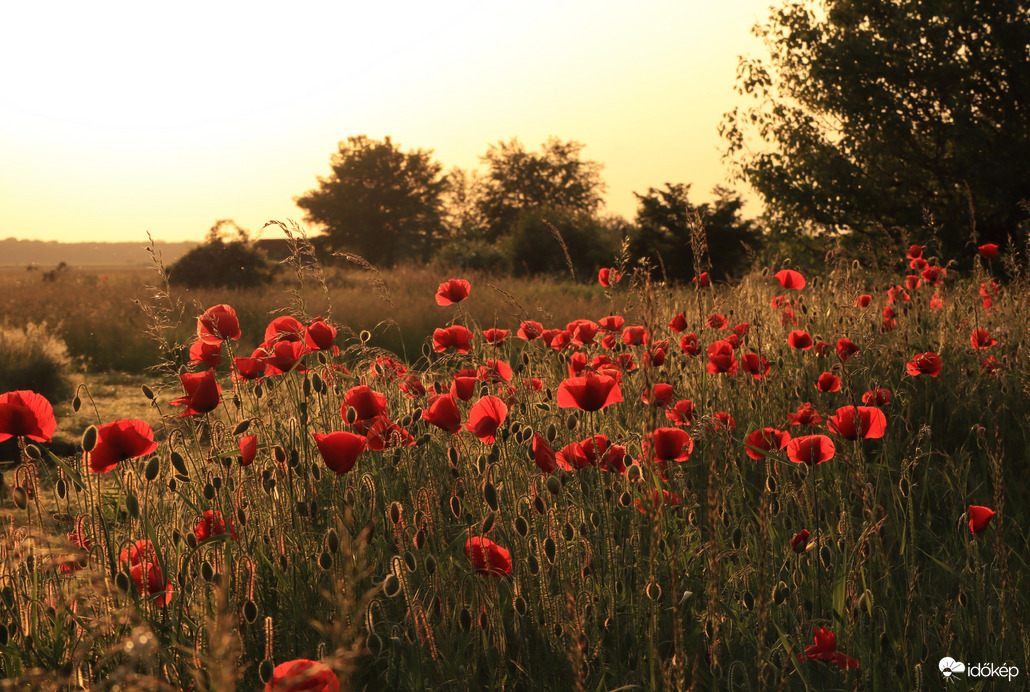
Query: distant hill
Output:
[[0, 238, 198, 267]]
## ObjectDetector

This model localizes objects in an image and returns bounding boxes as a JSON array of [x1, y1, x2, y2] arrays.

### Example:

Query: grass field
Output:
[[1, 243, 1028, 690]]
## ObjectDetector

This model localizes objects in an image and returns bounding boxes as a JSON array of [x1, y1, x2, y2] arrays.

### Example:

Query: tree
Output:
[[295, 135, 447, 266], [167, 220, 274, 289], [721, 0, 1030, 260], [505, 207, 619, 279], [629, 185, 762, 282], [476, 137, 606, 242]]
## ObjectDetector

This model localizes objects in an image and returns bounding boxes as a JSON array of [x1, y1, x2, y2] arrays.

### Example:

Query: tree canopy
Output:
[[295, 135, 447, 266], [722, 0, 1030, 259]]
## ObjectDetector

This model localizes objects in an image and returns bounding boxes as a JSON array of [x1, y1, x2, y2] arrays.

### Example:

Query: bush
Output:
[[167, 221, 275, 289], [505, 207, 619, 280], [432, 237, 510, 273], [0, 322, 72, 404]]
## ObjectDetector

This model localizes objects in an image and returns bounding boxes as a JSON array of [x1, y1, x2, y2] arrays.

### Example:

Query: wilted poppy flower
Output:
[[798, 628, 859, 670], [314, 431, 367, 475], [969, 505, 995, 534], [557, 372, 622, 412], [815, 372, 841, 393], [861, 388, 891, 406], [194, 510, 238, 542], [679, 332, 701, 356], [598, 267, 620, 287], [970, 329, 997, 350], [130, 559, 174, 607], [197, 304, 241, 342], [775, 269, 806, 289], [263, 340, 308, 376], [706, 340, 737, 375], [343, 385, 389, 429], [517, 320, 544, 340], [836, 338, 859, 362], [644, 427, 694, 464], [433, 325, 474, 353], [665, 399, 695, 426], [465, 536, 512, 576], [89, 419, 158, 474], [170, 371, 221, 417], [693, 271, 710, 287], [0, 390, 56, 443], [305, 318, 339, 354], [668, 312, 688, 333], [189, 338, 222, 370], [532, 433, 557, 473], [786, 401, 821, 427], [741, 352, 771, 379], [744, 427, 790, 460], [787, 330, 813, 350], [706, 313, 729, 330], [828, 406, 887, 440], [641, 383, 674, 408], [239, 435, 257, 466], [466, 396, 508, 443], [906, 351, 942, 377], [853, 294, 872, 308], [789, 529, 810, 553], [978, 243, 999, 259], [422, 394, 463, 434], [482, 328, 509, 347], [435, 278, 471, 306], [786, 435, 835, 465], [264, 659, 340, 692]]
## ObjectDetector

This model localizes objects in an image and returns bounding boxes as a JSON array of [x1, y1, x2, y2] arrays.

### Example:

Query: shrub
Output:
[[433, 237, 510, 273], [0, 322, 72, 404], [167, 220, 275, 289], [505, 207, 619, 280]]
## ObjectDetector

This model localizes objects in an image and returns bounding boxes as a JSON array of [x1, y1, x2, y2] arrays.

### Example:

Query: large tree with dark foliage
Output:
[[476, 137, 606, 242], [721, 0, 1030, 260], [295, 135, 447, 266], [629, 184, 762, 282]]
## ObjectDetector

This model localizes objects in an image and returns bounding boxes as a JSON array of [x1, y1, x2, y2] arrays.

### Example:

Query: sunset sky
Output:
[[1, 1, 773, 244]]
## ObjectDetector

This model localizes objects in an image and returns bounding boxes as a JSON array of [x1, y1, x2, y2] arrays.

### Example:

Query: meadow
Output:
[[0, 238, 1028, 690]]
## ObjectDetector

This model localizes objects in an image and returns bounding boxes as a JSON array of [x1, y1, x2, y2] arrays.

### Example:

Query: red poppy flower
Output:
[[433, 325, 474, 353], [693, 271, 710, 287], [450, 375, 478, 402], [263, 316, 306, 346], [465, 536, 512, 576], [643, 342, 669, 367], [836, 338, 859, 362], [665, 399, 695, 426], [0, 390, 56, 443], [706, 313, 729, 330], [668, 312, 688, 333], [981, 356, 1001, 376], [239, 435, 257, 466], [787, 330, 813, 350], [970, 329, 997, 350], [741, 352, 771, 379], [853, 294, 872, 308], [598, 315, 624, 332], [130, 559, 174, 607], [120, 539, 156, 568], [59, 527, 92, 574], [170, 371, 221, 417], [264, 659, 340, 692], [197, 304, 241, 342], [314, 431, 367, 474], [398, 373, 425, 399], [710, 411, 736, 431], [636, 488, 681, 514], [770, 295, 791, 310], [422, 394, 463, 434], [783, 309, 797, 326], [790, 529, 810, 553], [928, 292, 945, 310], [370, 356, 407, 382], [642, 383, 674, 408], [828, 406, 887, 440], [786, 435, 835, 465], [483, 328, 509, 347], [523, 377, 543, 392], [233, 354, 267, 382], [775, 269, 806, 289], [798, 628, 859, 670], [978, 243, 999, 259], [556, 435, 620, 472], [194, 510, 238, 542], [732, 322, 750, 338], [906, 351, 942, 377], [557, 372, 622, 412], [861, 388, 891, 406], [679, 332, 701, 356], [815, 372, 841, 393], [887, 285, 910, 303], [436, 278, 471, 306], [617, 353, 637, 371], [706, 340, 737, 375], [745, 427, 790, 460], [622, 326, 650, 346], [644, 427, 694, 464], [566, 351, 588, 377], [598, 267, 620, 287], [305, 318, 339, 354], [910, 257, 928, 271], [517, 320, 544, 340], [262, 340, 308, 376], [906, 244, 923, 259], [920, 266, 945, 286], [566, 319, 599, 346], [343, 385, 389, 428], [189, 338, 222, 370], [904, 275, 922, 291], [477, 360, 513, 383], [969, 505, 995, 534], [365, 417, 416, 450], [466, 396, 508, 443], [88, 419, 158, 474], [532, 433, 557, 473], [786, 401, 821, 426]]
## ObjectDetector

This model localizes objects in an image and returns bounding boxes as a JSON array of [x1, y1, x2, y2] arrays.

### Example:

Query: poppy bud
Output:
[[514, 516, 529, 536], [81, 426, 98, 453], [141, 384, 155, 401], [125, 492, 140, 519], [483, 483, 499, 512], [232, 420, 251, 436], [259, 659, 275, 684], [72, 395, 82, 412], [24, 444, 41, 460], [425, 555, 437, 575], [56, 478, 67, 499]]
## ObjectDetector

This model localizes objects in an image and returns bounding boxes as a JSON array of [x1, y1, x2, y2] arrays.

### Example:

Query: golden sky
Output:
[[0, 0, 772, 243]]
